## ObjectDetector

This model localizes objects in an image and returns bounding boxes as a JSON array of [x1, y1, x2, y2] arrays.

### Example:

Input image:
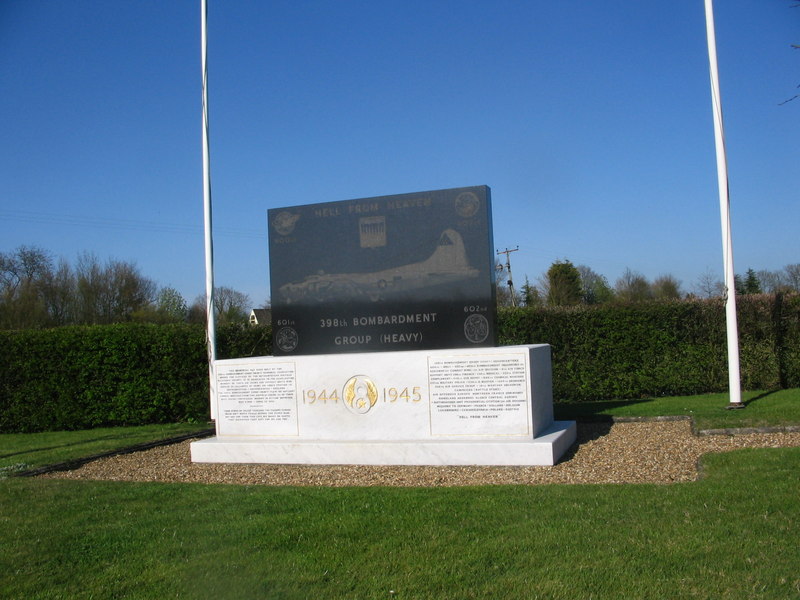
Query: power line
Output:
[[0, 209, 266, 239]]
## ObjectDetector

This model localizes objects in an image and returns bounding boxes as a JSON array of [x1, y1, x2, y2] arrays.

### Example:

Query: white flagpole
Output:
[[704, 0, 743, 408], [201, 0, 218, 418]]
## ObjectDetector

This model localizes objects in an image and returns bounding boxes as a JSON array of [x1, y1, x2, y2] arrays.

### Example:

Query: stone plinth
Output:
[[191, 344, 576, 466]]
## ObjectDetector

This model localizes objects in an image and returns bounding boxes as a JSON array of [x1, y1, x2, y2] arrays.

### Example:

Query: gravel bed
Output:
[[40, 421, 800, 487]]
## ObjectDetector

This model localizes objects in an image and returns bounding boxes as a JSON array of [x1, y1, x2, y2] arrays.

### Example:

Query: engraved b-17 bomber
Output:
[[279, 229, 479, 304]]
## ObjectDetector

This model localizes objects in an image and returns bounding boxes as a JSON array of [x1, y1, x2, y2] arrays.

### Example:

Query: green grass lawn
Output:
[[3, 389, 797, 476], [0, 423, 211, 475], [2, 392, 799, 598], [1, 447, 799, 599], [555, 388, 800, 430]]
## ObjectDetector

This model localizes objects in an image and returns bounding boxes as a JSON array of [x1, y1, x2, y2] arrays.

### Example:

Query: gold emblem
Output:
[[343, 376, 378, 414]]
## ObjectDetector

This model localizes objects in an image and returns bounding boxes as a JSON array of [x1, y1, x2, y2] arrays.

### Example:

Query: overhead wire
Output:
[[0, 209, 266, 239]]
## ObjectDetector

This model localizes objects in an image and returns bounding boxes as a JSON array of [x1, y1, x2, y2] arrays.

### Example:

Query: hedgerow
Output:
[[498, 294, 799, 401], [0, 295, 797, 432], [0, 323, 270, 433]]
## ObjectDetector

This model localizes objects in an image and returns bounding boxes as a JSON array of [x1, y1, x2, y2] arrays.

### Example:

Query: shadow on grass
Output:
[[0, 431, 185, 460], [554, 398, 653, 421], [743, 390, 777, 407], [554, 389, 783, 421]]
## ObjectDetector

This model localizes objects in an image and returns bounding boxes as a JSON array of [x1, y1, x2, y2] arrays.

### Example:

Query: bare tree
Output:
[[756, 269, 787, 293], [109, 260, 156, 320], [783, 264, 800, 292], [191, 287, 252, 325], [75, 252, 109, 323], [535, 273, 550, 303], [694, 270, 725, 299], [40, 259, 76, 325], [75, 253, 155, 324], [216, 287, 251, 323], [0, 246, 53, 328], [0, 246, 52, 292]]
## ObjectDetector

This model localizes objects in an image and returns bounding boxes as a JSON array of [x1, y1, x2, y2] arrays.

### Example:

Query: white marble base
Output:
[[190, 420, 576, 466], [192, 345, 576, 467]]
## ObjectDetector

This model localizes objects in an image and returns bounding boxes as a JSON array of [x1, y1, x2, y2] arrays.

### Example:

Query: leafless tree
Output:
[[191, 287, 252, 325], [75, 253, 155, 324], [40, 259, 77, 325], [783, 264, 800, 292], [0, 246, 53, 328], [694, 269, 725, 299], [756, 269, 787, 293]]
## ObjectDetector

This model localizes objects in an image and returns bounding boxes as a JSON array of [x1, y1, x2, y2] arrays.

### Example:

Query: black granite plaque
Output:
[[268, 186, 496, 356]]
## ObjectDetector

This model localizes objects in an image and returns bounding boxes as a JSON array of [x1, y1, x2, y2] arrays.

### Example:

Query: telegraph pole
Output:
[[497, 247, 519, 307]]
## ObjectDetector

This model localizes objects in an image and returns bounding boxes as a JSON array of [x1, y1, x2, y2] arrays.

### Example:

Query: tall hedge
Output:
[[498, 294, 800, 401], [1, 295, 798, 432], [0, 323, 271, 433]]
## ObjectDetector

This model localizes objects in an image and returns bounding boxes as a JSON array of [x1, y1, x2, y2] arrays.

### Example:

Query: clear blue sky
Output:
[[1, 1, 797, 307]]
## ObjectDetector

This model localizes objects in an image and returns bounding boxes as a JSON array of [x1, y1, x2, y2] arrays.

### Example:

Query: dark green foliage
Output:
[[216, 323, 272, 359], [776, 293, 800, 388], [734, 274, 746, 295], [0, 324, 272, 433], [546, 260, 582, 306], [1, 296, 798, 432], [520, 277, 541, 307], [578, 265, 615, 305], [499, 294, 800, 402], [743, 268, 762, 295]]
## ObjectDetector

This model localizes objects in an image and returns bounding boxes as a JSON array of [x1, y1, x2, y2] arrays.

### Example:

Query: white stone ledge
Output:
[[190, 420, 576, 467]]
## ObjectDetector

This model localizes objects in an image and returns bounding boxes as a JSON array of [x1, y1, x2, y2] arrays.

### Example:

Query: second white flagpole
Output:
[[201, 0, 218, 418], [704, 0, 743, 408]]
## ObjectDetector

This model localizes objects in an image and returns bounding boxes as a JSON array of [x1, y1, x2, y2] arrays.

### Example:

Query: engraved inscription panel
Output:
[[268, 186, 496, 356], [428, 354, 530, 436], [216, 362, 299, 436]]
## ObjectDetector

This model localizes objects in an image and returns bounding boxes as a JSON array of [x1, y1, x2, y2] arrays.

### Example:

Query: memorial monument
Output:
[[191, 186, 576, 466], [268, 186, 496, 355]]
